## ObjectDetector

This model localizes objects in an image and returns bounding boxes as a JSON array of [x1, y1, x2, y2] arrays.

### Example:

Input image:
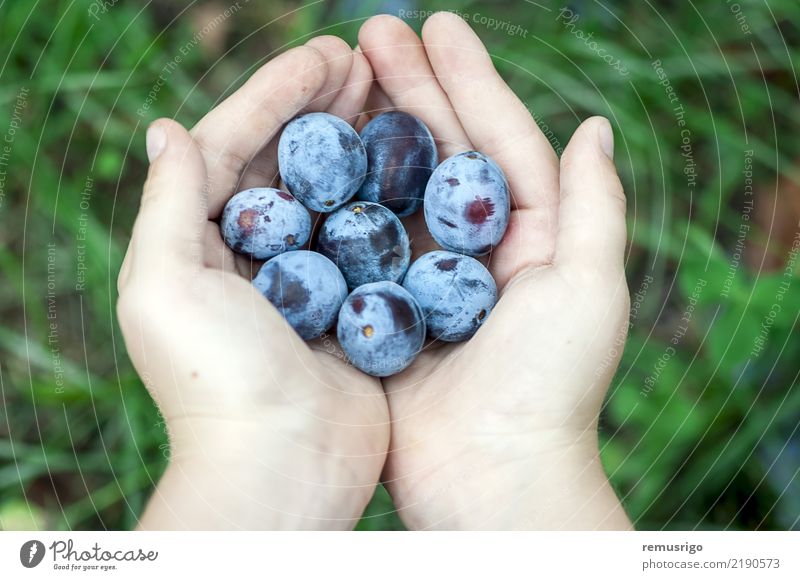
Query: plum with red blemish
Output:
[[278, 112, 367, 212], [253, 250, 347, 340], [356, 111, 438, 217], [337, 281, 426, 377], [402, 251, 497, 342], [423, 150, 510, 256], [316, 201, 411, 289], [221, 187, 311, 259]]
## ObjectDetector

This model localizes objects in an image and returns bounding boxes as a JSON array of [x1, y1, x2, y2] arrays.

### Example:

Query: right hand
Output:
[[356, 13, 632, 530]]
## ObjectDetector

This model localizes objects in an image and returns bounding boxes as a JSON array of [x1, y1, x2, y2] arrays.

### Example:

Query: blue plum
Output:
[[356, 111, 438, 217], [423, 151, 510, 256], [402, 251, 497, 342], [278, 112, 367, 212], [221, 187, 311, 259], [253, 250, 348, 340], [337, 281, 426, 377], [316, 201, 411, 289]]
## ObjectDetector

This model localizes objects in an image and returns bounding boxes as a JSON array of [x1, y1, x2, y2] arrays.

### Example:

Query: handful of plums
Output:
[[221, 111, 510, 377]]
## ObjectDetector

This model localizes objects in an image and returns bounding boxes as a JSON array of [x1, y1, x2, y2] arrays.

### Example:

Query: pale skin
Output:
[[118, 13, 632, 530]]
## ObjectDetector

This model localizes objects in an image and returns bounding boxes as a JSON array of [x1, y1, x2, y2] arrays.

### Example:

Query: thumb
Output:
[[124, 119, 208, 286], [555, 116, 627, 279]]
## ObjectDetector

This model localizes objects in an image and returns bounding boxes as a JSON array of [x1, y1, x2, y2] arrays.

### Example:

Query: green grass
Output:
[[1, 0, 799, 530]]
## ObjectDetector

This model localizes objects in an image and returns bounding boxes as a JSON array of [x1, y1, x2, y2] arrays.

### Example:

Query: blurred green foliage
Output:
[[0, 0, 798, 530]]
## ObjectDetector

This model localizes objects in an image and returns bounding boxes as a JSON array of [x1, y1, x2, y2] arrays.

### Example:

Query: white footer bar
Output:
[[1, 531, 796, 578]]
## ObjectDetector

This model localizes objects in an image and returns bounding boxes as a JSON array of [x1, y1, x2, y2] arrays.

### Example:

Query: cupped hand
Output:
[[117, 38, 388, 529], [357, 13, 632, 530]]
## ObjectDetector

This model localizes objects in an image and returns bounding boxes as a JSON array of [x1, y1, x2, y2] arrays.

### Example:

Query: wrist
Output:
[[490, 429, 631, 530], [390, 427, 631, 530], [139, 416, 380, 530]]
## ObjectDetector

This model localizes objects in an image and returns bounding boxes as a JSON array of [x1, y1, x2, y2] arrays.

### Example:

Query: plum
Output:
[[220, 187, 311, 259], [356, 111, 438, 217], [278, 112, 367, 212], [253, 250, 348, 340], [337, 281, 425, 377], [423, 151, 510, 256], [316, 201, 411, 289], [402, 251, 497, 342]]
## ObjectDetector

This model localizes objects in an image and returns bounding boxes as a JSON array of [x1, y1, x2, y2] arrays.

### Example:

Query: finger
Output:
[[355, 82, 392, 131], [421, 12, 560, 286], [555, 116, 627, 277], [303, 36, 354, 111], [358, 14, 471, 159], [127, 119, 208, 283], [237, 39, 359, 192], [351, 44, 388, 131], [422, 12, 560, 208], [327, 48, 373, 123], [362, 77, 393, 117], [191, 46, 329, 217], [202, 221, 236, 273]]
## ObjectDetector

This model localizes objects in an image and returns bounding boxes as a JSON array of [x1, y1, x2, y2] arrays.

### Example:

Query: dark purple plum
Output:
[[402, 251, 497, 342], [316, 201, 411, 289], [356, 111, 438, 217], [424, 151, 510, 256], [337, 281, 425, 377], [253, 251, 347, 340], [278, 112, 367, 212], [220, 187, 311, 259]]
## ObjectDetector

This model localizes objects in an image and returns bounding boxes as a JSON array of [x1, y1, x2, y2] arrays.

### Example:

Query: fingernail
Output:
[[146, 124, 167, 162], [598, 118, 614, 159]]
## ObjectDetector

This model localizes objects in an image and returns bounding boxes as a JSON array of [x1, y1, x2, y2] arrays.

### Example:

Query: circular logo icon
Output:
[[20, 540, 46, 568]]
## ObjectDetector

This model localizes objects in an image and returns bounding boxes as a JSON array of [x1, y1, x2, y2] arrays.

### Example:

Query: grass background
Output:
[[0, 0, 799, 531]]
